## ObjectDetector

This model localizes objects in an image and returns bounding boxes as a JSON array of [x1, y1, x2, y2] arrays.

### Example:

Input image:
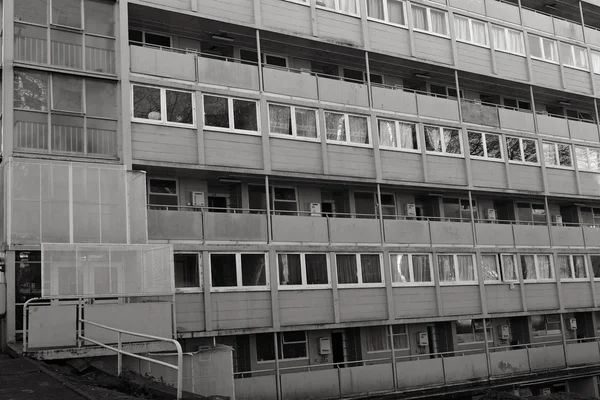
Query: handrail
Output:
[[79, 318, 183, 400]]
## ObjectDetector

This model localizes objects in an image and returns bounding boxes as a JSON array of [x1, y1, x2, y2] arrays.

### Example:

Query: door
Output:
[[331, 331, 345, 367]]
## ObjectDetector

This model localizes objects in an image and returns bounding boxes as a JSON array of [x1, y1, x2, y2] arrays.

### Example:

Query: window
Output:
[[437, 254, 477, 283], [148, 178, 178, 207], [336, 254, 384, 286], [560, 43, 588, 70], [271, 187, 298, 214], [424, 125, 462, 155], [390, 253, 432, 285], [380, 194, 396, 217], [174, 253, 202, 289], [15, 251, 42, 331], [456, 319, 492, 344], [558, 255, 587, 280], [325, 112, 370, 145], [592, 51, 600, 74], [442, 198, 477, 221], [365, 325, 409, 352], [203, 95, 258, 133], [240, 50, 288, 68], [580, 207, 600, 227], [575, 146, 600, 172], [342, 68, 384, 84], [268, 104, 318, 139], [506, 136, 538, 164], [317, 0, 360, 15], [132, 85, 194, 126], [566, 109, 594, 122], [256, 332, 308, 361], [520, 254, 554, 281], [482, 254, 518, 282], [503, 97, 531, 111], [591, 255, 600, 279], [129, 29, 171, 47], [454, 15, 488, 47], [430, 84, 463, 99], [468, 131, 501, 160], [532, 314, 561, 337], [367, 0, 405, 26], [278, 253, 329, 288], [528, 35, 558, 63], [378, 119, 418, 151], [210, 253, 268, 290], [492, 25, 525, 55], [543, 142, 572, 168], [411, 4, 448, 36], [517, 202, 547, 224]]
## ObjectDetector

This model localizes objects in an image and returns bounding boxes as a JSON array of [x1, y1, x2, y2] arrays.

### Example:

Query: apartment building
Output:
[[6, 0, 600, 398]]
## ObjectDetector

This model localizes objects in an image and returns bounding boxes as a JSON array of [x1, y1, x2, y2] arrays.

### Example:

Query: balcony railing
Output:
[[234, 337, 600, 400]]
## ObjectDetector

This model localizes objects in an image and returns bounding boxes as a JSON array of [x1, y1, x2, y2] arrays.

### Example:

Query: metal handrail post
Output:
[[117, 331, 123, 376]]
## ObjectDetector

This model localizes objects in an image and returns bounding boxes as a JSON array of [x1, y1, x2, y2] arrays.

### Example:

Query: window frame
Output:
[[491, 25, 525, 56], [147, 177, 179, 207], [575, 145, 600, 172], [335, 253, 385, 288], [209, 252, 270, 292], [377, 118, 420, 153], [174, 252, 203, 292], [267, 103, 320, 141], [557, 254, 588, 282], [542, 141, 573, 170], [131, 84, 196, 128], [591, 255, 600, 280], [256, 331, 309, 363], [271, 186, 299, 215], [506, 136, 539, 165], [410, 4, 450, 38], [277, 253, 331, 289], [202, 94, 260, 135], [366, 0, 407, 27], [324, 111, 372, 147], [129, 29, 173, 47], [592, 50, 600, 74], [424, 125, 463, 157], [520, 254, 555, 282], [389, 253, 434, 286], [561, 42, 589, 71], [467, 131, 503, 162], [453, 14, 489, 48], [456, 319, 493, 344], [437, 253, 478, 285], [481, 253, 519, 283], [532, 314, 562, 337], [365, 325, 410, 353], [315, 0, 361, 17], [528, 34, 559, 64]]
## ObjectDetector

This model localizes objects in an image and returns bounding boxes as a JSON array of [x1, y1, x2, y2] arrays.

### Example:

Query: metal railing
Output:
[[78, 318, 183, 399]]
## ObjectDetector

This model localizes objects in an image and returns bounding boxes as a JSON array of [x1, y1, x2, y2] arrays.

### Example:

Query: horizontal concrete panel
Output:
[[279, 290, 334, 325], [204, 131, 263, 170], [28, 305, 77, 349], [327, 145, 376, 179], [461, 102, 499, 127], [498, 108, 535, 132], [579, 171, 600, 196], [235, 376, 277, 400], [528, 345, 566, 371], [317, 76, 369, 107], [584, 226, 600, 247], [554, 18, 584, 41], [537, 114, 569, 138], [567, 342, 600, 366], [564, 68, 592, 95], [444, 353, 487, 383], [315, 8, 362, 46], [198, 57, 259, 90], [427, 155, 467, 186], [261, 0, 312, 35], [204, 213, 268, 242], [384, 219, 430, 245], [371, 86, 417, 114], [475, 223, 514, 246], [270, 137, 323, 174], [562, 282, 593, 309], [551, 226, 584, 247], [340, 364, 394, 396], [368, 21, 411, 56], [263, 67, 317, 99], [338, 288, 387, 322], [430, 221, 473, 245], [397, 358, 444, 389], [211, 291, 272, 330], [568, 119, 598, 142], [272, 215, 328, 243], [486, 284, 522, 313], [147, 209, 203, 240], [546, 168, 578, 195], [282, 369, 339, 400], [522, 8, 553, 34], [440, 285, 481, 315], [329, 218, 381, 243], [490, 349, 530, 376], [130, 46, 196, 81], [175, 293, 205, 332], [486, 0, 520, 24], [414, 32, 452, 65], [525, 283, 559, 310], [393, 286, 437, 318], [513, 225, 550, 247], [449, 0, 485, 14], [496, 52, 528, 81], [380, 150, 424, 182], [416, 94, 459, 121]]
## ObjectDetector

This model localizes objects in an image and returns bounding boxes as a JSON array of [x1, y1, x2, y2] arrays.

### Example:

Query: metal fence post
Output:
[[117, 332, 122, 376]]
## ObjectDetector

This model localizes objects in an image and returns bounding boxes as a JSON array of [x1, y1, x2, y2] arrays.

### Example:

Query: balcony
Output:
[[234, 339, 600, 400]]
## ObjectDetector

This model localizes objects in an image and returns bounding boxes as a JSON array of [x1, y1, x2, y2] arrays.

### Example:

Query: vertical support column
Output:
[[431, 250, 443, 317], [256, 30, 264, 93], [269, 249, 280, 329], [376, 184, 385, 244], [2, 0, 15, 158], [388, 324, 398, 389], [594, 98, 600, 144], [195, 91, 206, 165], [530, 86, 539, 134], [6, 251, 16, 343], [368, 53, 383, 181], [560, 316, 569, 367], [202, 250, 212, 332], [117, 0, 133, 169], [406, 1, 416, 58], [330, 251, 341, 324], [383, 249, 395, 322], [257, 30, 272, 173], [265, 175, 272, 243], [516, 252, 528, 312], [482, 317, 492, 380], [365, 51, 372, 108], [273, 331, 282, 400]]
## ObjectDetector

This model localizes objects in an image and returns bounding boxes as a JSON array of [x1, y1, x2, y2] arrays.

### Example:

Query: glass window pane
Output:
[[521, 255, 536, 280], [204, 96, 229, 128], [468, 131, 484, 157], [486, 134, 501, 158], [529, 35, 542, 58], [52, 75, 83, 112], [543, 39, 558, 62], [412, 255, 431, 282], [543, 143, 557, 166], [133, 86, 161, 121], [537, 255, 553, 279], [591, 255, 600, 278], [166, 90, 193, 125], [85, 0, 115, 37], [424, 126, 441, 152], [256, 333, 275, 361], [388, 0, 405, 25], [576, 146, 589, 170], [241, 254, 266, 286], [295, 108, 318, 138], [85, 36, 116, 74], [14, 71, 49, 111], [379, 120, 397, 148], [367, 0, 385, 20], [430, 9, 447, 35], [86, 79, 117, 118], [278, 254, 302, 285], [349, 116, 369, 144], [337, 255, 358, 284], [174, 254, 200, 288], [390, 254, 409, 283], [211, 254, 237, 287], [457, 255, 475, 281], [233, 100, 258, 131], [361, 254, 382, 283], [482, 255, 499, 280], [411, 5, 428, 31], [558, 144, 572, 167], [438, 255, 455, 282], [305, 254, 328, 285], [16, 0, 48, 24], [326, 112, 346, 141], [398, 123, 418, 150], [501, 255, 518, 281], [52, 0, 82, 28], [573, 256, 587, 279], [269, 104, 291, 135], [558, 255, 571, 279], [15, 24, 48, 64], [444, 128, 461, 154], [523, 139, 538, 163], [51, 29, 83, 69], [454, 16, 470, 42]]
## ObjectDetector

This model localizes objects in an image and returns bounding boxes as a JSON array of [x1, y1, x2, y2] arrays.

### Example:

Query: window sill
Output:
[[530, 56, 559, 66], [203, 126, 261, 136], [327, 140, 373, 149], [257, 356, 310, 365], [523, 280, 556, 283], [210, 287, 271, 292], [132, 118, 196, 129], [508, 160, 540, 167], [484, 280, 519, 285], [337, 283, 386, 289], [493, 48, 526, 58], [578, 168, 600, 174], [282, 0, 309, 6], [456, 39, 490, 50], [379, 146, 421, 154], [560, 278, 590, 282], [176, 288, 204, 293], [425, 151, 465, 158], [469, 155, 505, 163], [412, 28, 450, 40], [563, 64, 590, 73], [366, 17, 408, 30], [545, 164, 574, 171], [391, 282, 435, 287], [439, 281, 479, 286], [315, 5, 361, 19], [270, 133, 321, 143], [278, 285, 332, 290]]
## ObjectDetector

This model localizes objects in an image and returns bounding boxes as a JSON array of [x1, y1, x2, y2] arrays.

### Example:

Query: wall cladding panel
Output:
[[204, 131, 263, 170], [413, 32, 452, 65], [132, 123, 198, 164]]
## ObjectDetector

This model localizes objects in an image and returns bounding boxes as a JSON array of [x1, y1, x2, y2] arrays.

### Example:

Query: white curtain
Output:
[[592, 52, 600, 74], [430, 9, 447, 35], [573, 256, 586, 278], [543, 39, 558, 62], [438, 255, 455, 282], [387, 0, 404, 25], [543, 143, 557, 166], [379, 120, 396, 147], [501, 255, 517, 281], [472, 20, 487, 46], [390, 254, 409, 282], [398, 123, 416, 149], [349, 116, 369, 144], [411, 5, 427, 31], [521, 255, 536, 279], [425, 126, 441, 152], [454, 16, 470, 42], [481, 255, 499, 281], [537, 255, 552, 279], [367, 0, 384, 19], [339, 0, 357, 14], [575, 47, 588, 69], [558, 255, 571, 279], [366, 326, 389, 352], [412, 255, 431, 282], [492, 26, 506, 51], [295, 108, 318, 138], [278, 254, 302, 285], [321, 0, 336, 8], [326, 113, 346, 141], [507, 30, 524, 54], [457, 255, 474, 282], [576, 147, 589, 170]]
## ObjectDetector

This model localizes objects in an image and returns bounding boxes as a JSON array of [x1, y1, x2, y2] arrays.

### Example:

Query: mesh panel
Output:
[[128, 171, 148, 244], [42, 243, 173, 297]]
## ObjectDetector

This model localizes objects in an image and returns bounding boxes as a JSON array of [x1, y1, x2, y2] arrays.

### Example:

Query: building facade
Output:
[[6, 0, 600, 398]]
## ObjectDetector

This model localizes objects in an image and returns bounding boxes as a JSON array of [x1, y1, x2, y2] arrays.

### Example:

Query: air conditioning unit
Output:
[[417, 332, 429, 347], [310, 203, 321, 216], [569, 318, 577, 331], [318, 337, 331, 355], [192, 191, 205, 207], [552, 215, 563, 225], [486, 209, 497, 221], [405, 203, 417, 217], [499, 325, 510, 340]]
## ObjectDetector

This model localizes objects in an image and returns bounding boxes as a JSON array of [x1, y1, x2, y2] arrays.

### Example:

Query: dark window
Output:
[[144, 32, 171, 47], [211, 254, 237, 287], [204, 96, 229, 128], [305, 254, 328, 285], [256, 333, 275, 361], [233, 99, 258, 131], [591, 255, 600, 278], [174, 254, 200, 288], [241, 254, 267, 286], [278, 254, 302, 285], [166, 90, 193, 124]]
